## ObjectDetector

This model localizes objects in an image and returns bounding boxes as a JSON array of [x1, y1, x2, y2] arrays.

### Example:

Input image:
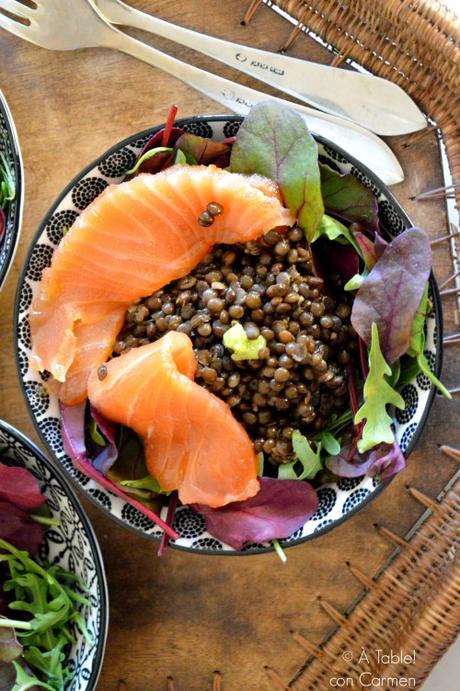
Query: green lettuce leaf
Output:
[[230, 101, 324, 242], [223, 322, 266, 361], [315, 430, 341, 456], [278, 430, 322, 480], [355, 323, 405, 453], [406, 287, 451, 398], [344, 272, 367, 291], [317, 214, 362, 255]]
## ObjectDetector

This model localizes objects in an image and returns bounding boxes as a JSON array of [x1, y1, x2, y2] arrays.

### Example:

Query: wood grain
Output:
[[0, 1, 458, 689]]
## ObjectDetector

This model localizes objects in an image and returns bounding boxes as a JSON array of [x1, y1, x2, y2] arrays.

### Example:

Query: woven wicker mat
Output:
[[235, 2, 460, 689], [243, 0, 460, 210], [1, 1, 458, 688]]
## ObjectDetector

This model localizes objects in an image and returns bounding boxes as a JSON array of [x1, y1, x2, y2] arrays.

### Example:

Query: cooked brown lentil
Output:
[[97, 364, 108, 381], [115, 228, 357, 464]]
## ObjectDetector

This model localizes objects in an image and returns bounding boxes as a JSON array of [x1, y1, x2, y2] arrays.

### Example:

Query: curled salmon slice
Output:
[[87, 332, 260, 508], [30, 165, 295, 404]]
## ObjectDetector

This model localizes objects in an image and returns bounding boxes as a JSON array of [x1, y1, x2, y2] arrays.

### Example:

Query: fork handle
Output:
[[103, 29, 403, 185]]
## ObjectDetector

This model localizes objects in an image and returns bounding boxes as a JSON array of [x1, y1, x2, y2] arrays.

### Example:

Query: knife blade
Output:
[[95, 0, 427, 137]]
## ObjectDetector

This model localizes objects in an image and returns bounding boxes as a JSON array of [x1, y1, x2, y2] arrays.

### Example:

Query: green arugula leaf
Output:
[[278, 430, 322, 480], [223, 321, 267, 361], [11, 660, 56, 690], [355, 322, 405, 453], [22, 640, 67, 687], [0, 152, 15, 208], [230, 101, 324, 242], [0, 538, 93, 689]]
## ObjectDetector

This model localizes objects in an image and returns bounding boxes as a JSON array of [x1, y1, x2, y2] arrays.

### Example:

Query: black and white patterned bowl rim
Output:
[[0, 89, 23, 290], [0, 420, 108, 689], [15, 115, 443, 555]]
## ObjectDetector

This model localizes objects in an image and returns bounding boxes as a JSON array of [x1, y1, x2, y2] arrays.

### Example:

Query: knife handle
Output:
[[96, 0, 426, 136]]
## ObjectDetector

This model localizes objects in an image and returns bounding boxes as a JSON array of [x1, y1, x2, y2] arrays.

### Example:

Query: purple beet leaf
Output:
[[60, 403, 178, 540], [230, 101, 324, 242], [0, 661, 19, 691], [174, 133, 229, 165], [192, 477, 318, 550], [351, 227, 432, 364], [0, 501, 46, 555], [90, 405, 119, 475], [320, 164, 379, 232], [130, 127, 184, 176], [0, 464, 46, 511], [326, 440, 406, 480], [0, 621, 22, 664], [327, 242, 360, 283]]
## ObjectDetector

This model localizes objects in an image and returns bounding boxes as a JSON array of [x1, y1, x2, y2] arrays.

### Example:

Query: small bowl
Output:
[[0, 89, 23, 289], [0, 419, 108, 689], [15, 115, 443, 555]]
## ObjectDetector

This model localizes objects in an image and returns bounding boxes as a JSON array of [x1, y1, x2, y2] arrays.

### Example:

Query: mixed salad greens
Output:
[[0, 150, 15, 244], [61, 101, 448, 553], [0, 461, 93, 690]]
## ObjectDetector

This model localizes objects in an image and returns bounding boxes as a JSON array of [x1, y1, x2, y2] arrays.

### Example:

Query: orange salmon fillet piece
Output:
[[30, 165, 295, 404], [87, 332, 260, 508]]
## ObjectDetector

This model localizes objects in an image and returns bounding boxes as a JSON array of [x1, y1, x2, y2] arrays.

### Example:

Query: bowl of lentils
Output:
[[16, 102, 445, 555]]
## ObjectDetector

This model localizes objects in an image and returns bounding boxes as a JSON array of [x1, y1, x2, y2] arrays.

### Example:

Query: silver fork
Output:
[[0, 0, 404, 184], [94, 0, 427, 137]]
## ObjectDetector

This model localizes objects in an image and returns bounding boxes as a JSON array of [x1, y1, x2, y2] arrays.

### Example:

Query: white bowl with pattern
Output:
[[0, 420, 108, 688], [15, 116, 443, 554]]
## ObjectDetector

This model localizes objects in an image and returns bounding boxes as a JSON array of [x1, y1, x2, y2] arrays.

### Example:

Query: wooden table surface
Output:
[[1, 2, 459, 689]]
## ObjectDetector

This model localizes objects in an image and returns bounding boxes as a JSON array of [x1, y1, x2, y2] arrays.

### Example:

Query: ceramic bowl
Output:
[[15, 115, 442, 554], [0, 89, 23, 289], [0, 420, 108, 688]]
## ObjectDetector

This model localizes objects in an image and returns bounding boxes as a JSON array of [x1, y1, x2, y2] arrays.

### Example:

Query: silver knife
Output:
[[96, 28, 404, 184], [94, 0, 427, 137]]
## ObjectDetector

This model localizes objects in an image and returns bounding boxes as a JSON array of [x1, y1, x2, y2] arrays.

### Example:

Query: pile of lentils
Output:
[[114, 226, 358, 464]]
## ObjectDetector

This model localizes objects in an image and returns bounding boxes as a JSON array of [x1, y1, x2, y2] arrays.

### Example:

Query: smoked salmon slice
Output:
[[87, 332, 260, 507], [30, 165, 294, 404]]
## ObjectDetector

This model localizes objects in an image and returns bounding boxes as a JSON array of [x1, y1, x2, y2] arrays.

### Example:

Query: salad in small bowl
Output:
[[0, 420, 108, 689], [16, 102, 447, 555], [0, 89, 23, 290]]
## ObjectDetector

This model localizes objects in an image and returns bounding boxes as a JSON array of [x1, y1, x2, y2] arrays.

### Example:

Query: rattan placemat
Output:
[[237, 3, 460, 689], [243, 0, 459, 210]]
